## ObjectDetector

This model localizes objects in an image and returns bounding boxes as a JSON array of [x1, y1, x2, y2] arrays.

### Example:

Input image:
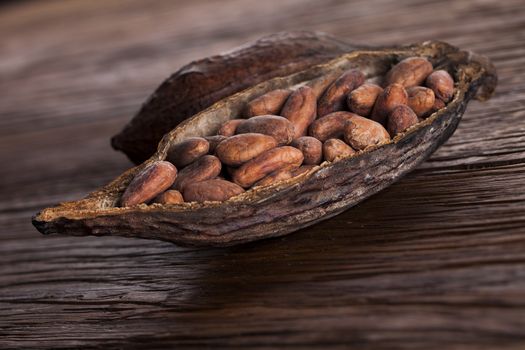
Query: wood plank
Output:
[[1, 0, 525, 348]]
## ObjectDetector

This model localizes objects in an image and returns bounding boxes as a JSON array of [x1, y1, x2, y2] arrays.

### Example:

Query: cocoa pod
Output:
[[347, 83, 383, 117], [387, 105, 419, 137], [111, 31, 359, 164], [215, 133, 278, 166], [218, 119, 244, 137], [426, 70, 454, 102], [407, 86, 435, 118], [205, 135, 227, 153], [370, 83, 408, 125], [172, 155, 222, 191], [232, 146, 304, 188], [317, 69, 365, 117], [121, 161, 177, 207], [245, 89, 291, 117], [34, 40, 497, 247], [281, 86, 317, 138], [152, 190, 184, 205], [385, 57, 433, 88], [254, 169, 293, 187], [291, 136, 322, 165], [309, 111, 358, 141], [183, 179, 244, 203], [236, 115, 294, 145], [166, 137, 209, 168], [344, 115, 390, 150], [323, 139, 356, 162]]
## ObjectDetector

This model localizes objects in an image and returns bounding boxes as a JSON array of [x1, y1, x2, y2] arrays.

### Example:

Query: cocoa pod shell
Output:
[[33, 40, 497, 247]]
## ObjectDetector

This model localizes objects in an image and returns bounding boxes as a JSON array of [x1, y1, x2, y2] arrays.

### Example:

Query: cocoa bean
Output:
[[385, 57, 433, 88], [166, 137, 209, 168], [218, 119, 244, 137], [245, 89, 291, 117], [121, 161, 177, 207], [426, 70, 454, 102], [308, 111, 358, 141], [236, 115, 294, 145], [344, 115, 390, 150], [232, 146, 304, 188], [215, 133, 278, 166], [323, 139, 356, 162], [370, 83, 408, 125], [407, 86, 435, 117], [318, 69, 365, 117], [347, 83, 383, 117], [387, 105, 419, 136], [281, 86, 317, 138], [291, 136, 322, 165], [291, 165, 317, 177], [205, 135, 227, 153], [183, 179, 244, 203], [152, 190, 184, 205], [173, 155, 222, 191]]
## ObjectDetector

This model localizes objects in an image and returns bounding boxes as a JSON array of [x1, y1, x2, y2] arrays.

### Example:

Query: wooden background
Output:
[[1, 0, 525, 348]]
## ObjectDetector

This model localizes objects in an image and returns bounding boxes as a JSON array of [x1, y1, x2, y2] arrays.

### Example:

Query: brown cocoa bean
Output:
[[166, 137, 209, 168], [236, 115, 294, 145], [370, 83, 408, 125], [232, 146, 304, 188], [387, 105, 419, 136], [254, 169, 293, 187], [323, 139, 356, 162], [291, 136, 322, 165], [218, 119, 244, 137], [205, 135, 227, 153], [121, 161, 177, 207], [172, 155, 222, 191], [281, 86, 317, 138], [426, 70, 454, 102], [344, 115, 390, 150], [347, 83, 383, 117], [183, 179, 244, 203], [245, 89, 291, 117], [407, 86, 435, 117], [385, 57, 433, 88], [308, 111, 358, 141], [152, 190, 184, 205], [215, 133, 278, 166], [318, 69, 365, 117]]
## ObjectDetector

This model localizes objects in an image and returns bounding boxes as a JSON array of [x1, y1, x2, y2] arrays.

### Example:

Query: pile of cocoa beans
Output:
[[120, 57, 454, 206]]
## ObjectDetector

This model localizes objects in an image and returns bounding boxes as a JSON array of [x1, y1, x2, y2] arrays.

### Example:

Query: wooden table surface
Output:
[[1, 0, 525, 348]]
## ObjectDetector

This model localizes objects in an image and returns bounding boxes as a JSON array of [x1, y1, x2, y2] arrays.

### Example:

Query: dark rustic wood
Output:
[[1, 0, 525, 349]]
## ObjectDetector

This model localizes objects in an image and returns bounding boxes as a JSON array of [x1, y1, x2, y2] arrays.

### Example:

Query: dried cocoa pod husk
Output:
[[34, 40, 497, 247], [111, 31, 361, 164]]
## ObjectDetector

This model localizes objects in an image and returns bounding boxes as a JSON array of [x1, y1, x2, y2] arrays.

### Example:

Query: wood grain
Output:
[[1, 0, 525, 348]]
